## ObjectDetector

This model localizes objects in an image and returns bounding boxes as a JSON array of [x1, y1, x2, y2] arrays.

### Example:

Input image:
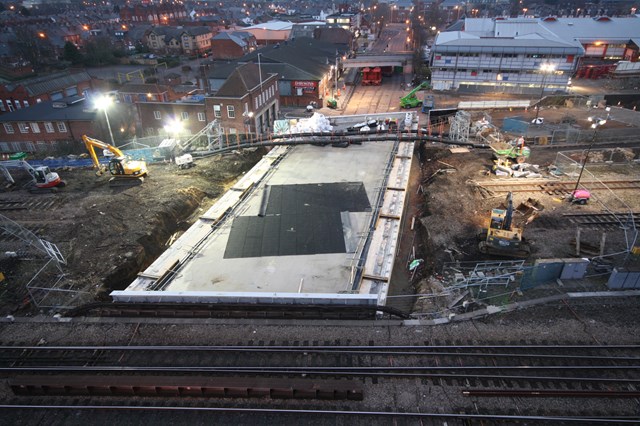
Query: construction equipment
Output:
[[478, 192, 531, 258], [421, 94, 435, 113], [82, 135, 148, 185], [569, 189, 591, 205], [0, 153, 65, 192], [361, 67, 382, 85], [400, 81, 430, 109], [490, 137, 530, 164]]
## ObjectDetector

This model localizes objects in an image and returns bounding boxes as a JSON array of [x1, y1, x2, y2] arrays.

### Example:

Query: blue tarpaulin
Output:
[[24, 147, 159, 169]]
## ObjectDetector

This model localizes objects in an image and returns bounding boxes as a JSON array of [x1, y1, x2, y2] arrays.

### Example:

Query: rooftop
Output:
[[114, 112, 418, 306]]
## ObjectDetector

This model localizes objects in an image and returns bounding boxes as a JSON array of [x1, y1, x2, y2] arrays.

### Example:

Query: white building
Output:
[[431, 17, 585, 93]]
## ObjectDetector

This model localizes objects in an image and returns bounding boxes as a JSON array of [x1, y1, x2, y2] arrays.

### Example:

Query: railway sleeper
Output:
[[10, 375, 363, 401]]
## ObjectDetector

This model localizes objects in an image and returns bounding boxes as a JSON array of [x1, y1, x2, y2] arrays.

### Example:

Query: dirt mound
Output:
[[0, 150, 264, 314]]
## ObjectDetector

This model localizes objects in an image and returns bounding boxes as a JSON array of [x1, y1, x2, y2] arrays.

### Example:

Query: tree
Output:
[[63, 41, 83, 64], [9, 28, 54, 69], [83, 36, 119, 66]]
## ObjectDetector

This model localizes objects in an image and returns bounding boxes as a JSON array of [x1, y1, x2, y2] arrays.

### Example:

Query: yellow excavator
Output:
[[478, 192, 531, 258], [82, 135, 148, 185]]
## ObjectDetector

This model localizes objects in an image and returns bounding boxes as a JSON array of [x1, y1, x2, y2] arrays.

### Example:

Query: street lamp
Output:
[[243, 111, 254, 141], [572, 108, 611, 195], [163, 118, 183, 137], [95, 95, 115, 146], [534, 63, 556, 122]]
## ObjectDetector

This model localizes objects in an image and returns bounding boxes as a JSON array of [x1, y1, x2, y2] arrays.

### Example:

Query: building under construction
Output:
[[113, 112, 419, 306]]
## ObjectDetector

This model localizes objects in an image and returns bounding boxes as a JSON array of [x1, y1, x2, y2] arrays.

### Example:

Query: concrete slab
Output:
[[113, 113, 419, 306]]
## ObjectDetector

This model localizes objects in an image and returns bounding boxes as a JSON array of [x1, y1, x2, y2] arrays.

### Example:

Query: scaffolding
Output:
[[0, 214, 88, 310], [449, 110, 471, 143], [442, 260, 526, 292]]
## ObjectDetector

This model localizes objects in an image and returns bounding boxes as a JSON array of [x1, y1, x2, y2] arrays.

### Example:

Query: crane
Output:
[[400, 81, 430, 109], [82, 135, 148, 185]]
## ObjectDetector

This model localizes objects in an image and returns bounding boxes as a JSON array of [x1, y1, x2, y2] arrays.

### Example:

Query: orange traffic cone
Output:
[[337, 89, 341, 98]]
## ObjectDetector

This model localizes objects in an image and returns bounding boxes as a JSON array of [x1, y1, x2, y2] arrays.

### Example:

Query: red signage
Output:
[[293, 81, 316, 88]]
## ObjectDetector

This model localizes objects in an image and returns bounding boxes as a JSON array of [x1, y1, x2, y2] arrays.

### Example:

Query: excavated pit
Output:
[[98, 187, 206, 296]]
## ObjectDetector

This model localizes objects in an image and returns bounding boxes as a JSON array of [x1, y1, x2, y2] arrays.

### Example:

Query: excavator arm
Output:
[[82, 134, 148, 183], [82, 135, 125, 169]]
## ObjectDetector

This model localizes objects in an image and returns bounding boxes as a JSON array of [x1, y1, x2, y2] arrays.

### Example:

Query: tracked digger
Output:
[[478, 192, 531, 258], [82, 135, 148, 185]]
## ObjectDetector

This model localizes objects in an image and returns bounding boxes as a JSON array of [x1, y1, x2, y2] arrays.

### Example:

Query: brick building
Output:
[[210, 32, 257, 60], [146, 26, 212, 56], [0, 71, 95, 115], [207, 63, 279, 137], [120, 4, 188, 25], [117, 84, 180, 104], [204, 39, 343, 108], [136, 99, 207, 137], [0, 96, 97, 154]]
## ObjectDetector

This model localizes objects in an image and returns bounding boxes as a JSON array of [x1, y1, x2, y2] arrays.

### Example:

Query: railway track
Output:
[[1, 342, 638, 423], [528, 212, 639, 231], [471, 178, 640, 196], [0, 198, 61, 212]]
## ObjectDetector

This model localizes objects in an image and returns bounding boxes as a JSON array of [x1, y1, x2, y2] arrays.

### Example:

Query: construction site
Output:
[[0, 95, 639, 320]]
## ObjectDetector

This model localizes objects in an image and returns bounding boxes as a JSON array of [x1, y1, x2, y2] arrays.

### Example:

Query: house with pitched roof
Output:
[[211, 32, 257, 60], [0, 71, 95, 115], [203, 38, 345, 107], [145, 26, 212, 55], [0, 96, 97, 153], [206, 62, 279, 137], [135, 62, 279, 140]]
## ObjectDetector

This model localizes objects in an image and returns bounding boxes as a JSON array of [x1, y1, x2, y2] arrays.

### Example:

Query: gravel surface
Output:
[[1, 300, 639, 425]]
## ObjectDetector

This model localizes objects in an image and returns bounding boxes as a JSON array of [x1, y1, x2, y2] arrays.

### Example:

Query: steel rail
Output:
[[2, 368, 639, 384], [1, 349, 638, 362], [0, 404, 637, 423], [473, 179, 640, 187], [463, 389, 640, 398], [3, 344, 639, 350], [1, 365, 638, 372]]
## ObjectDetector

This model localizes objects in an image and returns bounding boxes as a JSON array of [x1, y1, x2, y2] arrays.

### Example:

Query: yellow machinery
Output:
[[82, 135, 148, 184], [478, 192, 531, 258]]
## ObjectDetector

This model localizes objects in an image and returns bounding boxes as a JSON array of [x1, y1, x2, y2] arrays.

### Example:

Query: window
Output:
[[227, 105, 235, 118], [197, 112, 205, 122], [0, 142, 8, 152], [57, 122, 67, 132], [229, 128, 237, 134], [0, 102, 5, 112], [44, 122, 54, 133], [31, 122, 40, 133], [25, 141, 35, 152], [254, 98, 258, 109], [147, 127, 155, 136], [213, 105, 221, 118], [3, 123, 14, 134], [14, 100, 21, 109], [23, 100, 29, 108], [154, 111, 161, 120], [18, 122, 29, 133], [7, 103, 14, 112], [181, 112, 189, 120]]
